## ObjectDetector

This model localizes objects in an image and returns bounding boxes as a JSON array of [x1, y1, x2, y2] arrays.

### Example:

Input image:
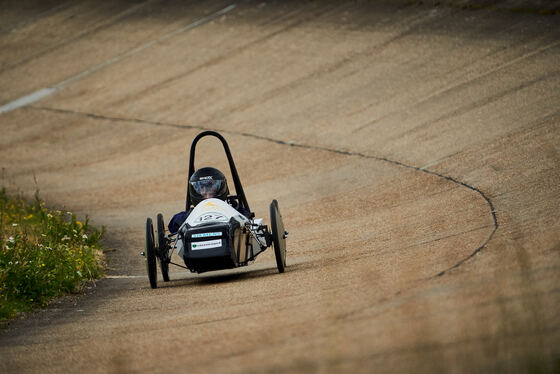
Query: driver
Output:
[[168, 167, 245, 233], [188, 167, 229, 206]]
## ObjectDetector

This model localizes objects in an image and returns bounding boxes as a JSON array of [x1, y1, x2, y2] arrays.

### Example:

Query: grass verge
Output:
[[0, 188, 104, 320]]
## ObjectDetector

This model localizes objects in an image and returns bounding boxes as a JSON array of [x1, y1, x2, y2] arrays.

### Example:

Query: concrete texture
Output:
[[0, 0, 558, 372]]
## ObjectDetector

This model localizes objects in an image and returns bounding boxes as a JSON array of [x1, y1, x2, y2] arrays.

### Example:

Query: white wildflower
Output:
[[61, 236, 71, 241], [12, 223, 18, 227], [82, 234, 88, 240], [8, 236, 15, 243]]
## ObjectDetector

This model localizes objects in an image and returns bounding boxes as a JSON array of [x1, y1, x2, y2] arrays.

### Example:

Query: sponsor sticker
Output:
[[191, 239, 222, 250], [192, 232, 221, 239]]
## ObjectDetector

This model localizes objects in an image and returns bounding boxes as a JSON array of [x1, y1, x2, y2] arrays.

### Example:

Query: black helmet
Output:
[[188, 167, 229, 206]]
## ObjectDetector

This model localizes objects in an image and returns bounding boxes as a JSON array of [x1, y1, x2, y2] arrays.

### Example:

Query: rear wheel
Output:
[[145, 217, 157, 289], [156, 213, 170, 282], [270, 200, 287, 273]]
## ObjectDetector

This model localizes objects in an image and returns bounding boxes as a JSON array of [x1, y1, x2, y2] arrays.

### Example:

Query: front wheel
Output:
[[270, 200, 287, 273], [156, 213, 170, 282], [145, 217, 157, 289]]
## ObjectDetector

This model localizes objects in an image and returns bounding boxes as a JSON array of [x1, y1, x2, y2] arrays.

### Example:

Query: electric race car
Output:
[[142, 130, 287, 288]]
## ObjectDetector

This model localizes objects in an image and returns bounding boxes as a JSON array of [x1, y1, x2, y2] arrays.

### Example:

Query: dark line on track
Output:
[[30, 105, 499, 278]]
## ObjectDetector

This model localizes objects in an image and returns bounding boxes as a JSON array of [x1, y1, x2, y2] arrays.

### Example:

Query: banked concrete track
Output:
[[0, 0, 558, 372]]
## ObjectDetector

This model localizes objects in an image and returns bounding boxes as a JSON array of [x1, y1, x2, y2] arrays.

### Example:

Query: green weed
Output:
[[0, 188, 104, 320]]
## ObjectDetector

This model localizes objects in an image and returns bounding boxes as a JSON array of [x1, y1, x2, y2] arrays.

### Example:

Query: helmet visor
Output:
[[190, 179, 223, 199]]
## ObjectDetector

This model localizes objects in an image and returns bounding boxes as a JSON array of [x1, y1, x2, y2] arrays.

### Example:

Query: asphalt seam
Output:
[[0, 1, 75, 35], [0, 0, 162, 74], [29, 105, 499, 279], [0, 3, 237, 115]]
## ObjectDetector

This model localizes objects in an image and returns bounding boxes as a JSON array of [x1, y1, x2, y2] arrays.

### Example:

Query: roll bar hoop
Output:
[[185, 131, 251, 213]]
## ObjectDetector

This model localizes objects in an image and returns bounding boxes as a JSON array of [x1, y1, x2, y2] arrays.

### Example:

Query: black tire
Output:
[[145, 217, 157, 289], [270, 200, 286, 273], [156, 213, 170, 282]]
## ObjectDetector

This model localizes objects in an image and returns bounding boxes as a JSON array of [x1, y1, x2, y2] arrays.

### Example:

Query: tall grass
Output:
[[0, 188, 104, 320]]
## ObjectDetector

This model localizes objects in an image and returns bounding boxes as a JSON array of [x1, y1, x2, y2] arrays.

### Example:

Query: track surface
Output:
[[0, 0, 559, 372]]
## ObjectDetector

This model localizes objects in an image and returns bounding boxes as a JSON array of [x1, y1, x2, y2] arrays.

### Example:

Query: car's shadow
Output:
[[157, 264, 287, 288]]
